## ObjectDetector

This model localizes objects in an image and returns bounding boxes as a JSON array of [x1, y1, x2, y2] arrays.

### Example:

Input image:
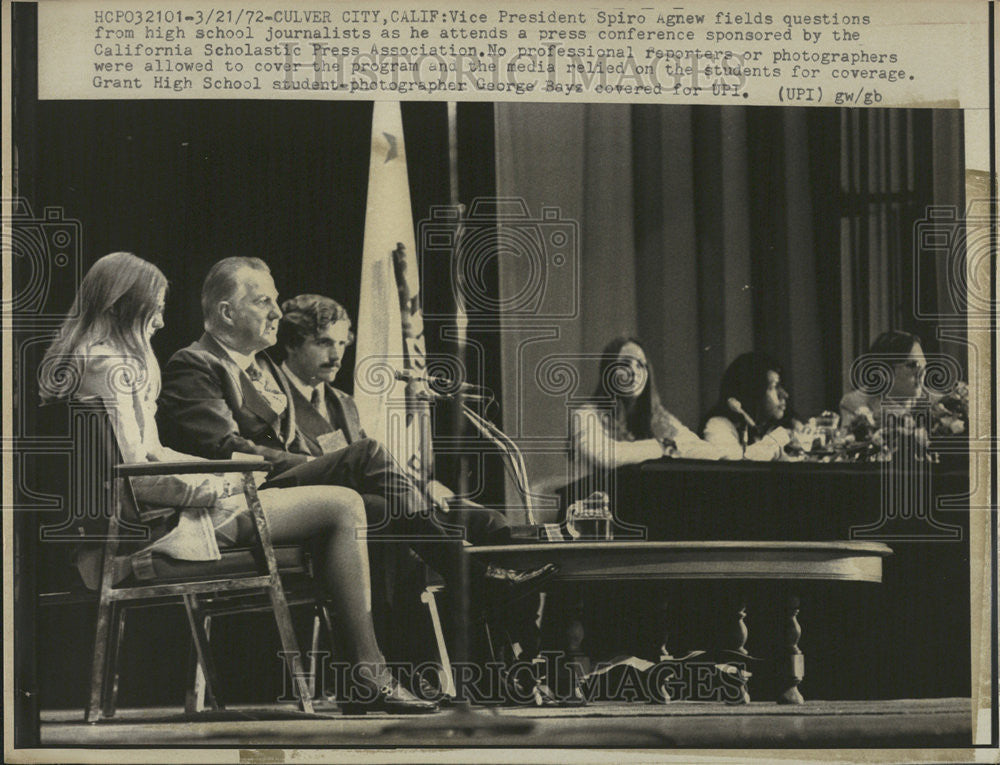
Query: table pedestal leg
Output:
[[559, 601, 589, 704], [777, 595, 805, 704], [651, 597, 674, 702], [723, 600, 751, 704]]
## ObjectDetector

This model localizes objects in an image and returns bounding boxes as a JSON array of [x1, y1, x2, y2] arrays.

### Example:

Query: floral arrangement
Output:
[[823, 382, 968, 463], [828, 407, 893, 462], [930, 381, 969, 437]]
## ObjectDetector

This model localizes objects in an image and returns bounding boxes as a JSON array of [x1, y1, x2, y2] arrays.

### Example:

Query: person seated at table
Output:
[[572, 337, 722, 469], [840, 330, 926, 424], [39, 252, 436, 713], [701, 352, 795, 461]]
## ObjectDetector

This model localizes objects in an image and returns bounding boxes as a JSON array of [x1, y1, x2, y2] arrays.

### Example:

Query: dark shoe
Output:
[[342, 675, 439, 715], [481, 562, 559, 611]]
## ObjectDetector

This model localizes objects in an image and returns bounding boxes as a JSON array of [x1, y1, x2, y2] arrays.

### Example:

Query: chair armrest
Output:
[[115, 459, 269, 477]]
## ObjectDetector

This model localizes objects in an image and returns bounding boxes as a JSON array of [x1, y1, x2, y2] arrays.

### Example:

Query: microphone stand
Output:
[[728, 398, 755, 452], [404, 384, 537, 524], [458, 399, 538, 526], [382, 399, 536, 736]]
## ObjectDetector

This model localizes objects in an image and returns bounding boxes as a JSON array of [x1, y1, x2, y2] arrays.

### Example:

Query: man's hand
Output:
[[425, 479, 456, 513]]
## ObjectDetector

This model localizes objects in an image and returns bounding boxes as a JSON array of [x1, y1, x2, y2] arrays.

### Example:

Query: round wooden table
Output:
[[432, 540, 894, 704]]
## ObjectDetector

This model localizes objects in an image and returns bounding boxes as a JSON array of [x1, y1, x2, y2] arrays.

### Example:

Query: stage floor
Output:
[[40, 697, 971, 749]]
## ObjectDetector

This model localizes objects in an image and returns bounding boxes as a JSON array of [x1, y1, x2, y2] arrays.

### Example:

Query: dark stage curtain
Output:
[[495, 104, 965, 511], [837, 109, 966, 383], [20, 98, 496, 443], [25, 100, 375, 371]]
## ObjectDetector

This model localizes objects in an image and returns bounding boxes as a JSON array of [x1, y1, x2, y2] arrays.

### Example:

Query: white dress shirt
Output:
[[281, 362, 330, 424]]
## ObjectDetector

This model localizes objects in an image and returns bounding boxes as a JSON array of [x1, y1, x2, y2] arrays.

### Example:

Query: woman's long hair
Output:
[[40, 252, 167, 401], [590, 336, 673, 441], [701, 352, 792, 441]]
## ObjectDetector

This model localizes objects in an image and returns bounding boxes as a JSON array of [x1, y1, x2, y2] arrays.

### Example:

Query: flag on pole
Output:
[[354, 102, 432, 484]]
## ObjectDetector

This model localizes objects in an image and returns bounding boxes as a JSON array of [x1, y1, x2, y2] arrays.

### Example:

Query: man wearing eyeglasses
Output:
[[840, 330, 929, 423]]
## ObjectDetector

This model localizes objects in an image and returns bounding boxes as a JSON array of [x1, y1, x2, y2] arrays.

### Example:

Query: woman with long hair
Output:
[[40, 252, 435, 714], [700, 351, 795, 461], [572, 337, 721, 469]]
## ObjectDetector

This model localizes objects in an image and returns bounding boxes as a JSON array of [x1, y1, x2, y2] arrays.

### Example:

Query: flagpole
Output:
[[445, 100, 472, 701], [447, 102, 469, 499], [385, 106, 533, 734]]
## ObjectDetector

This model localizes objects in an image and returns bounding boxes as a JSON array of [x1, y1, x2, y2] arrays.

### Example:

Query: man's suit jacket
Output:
[[157, 333, 312, 476], [285, 379, 365, 457]]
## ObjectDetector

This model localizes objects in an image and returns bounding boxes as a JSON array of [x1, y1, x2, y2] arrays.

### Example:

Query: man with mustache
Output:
[[274, 293, 512, 545], [157, 258, 554, 619]]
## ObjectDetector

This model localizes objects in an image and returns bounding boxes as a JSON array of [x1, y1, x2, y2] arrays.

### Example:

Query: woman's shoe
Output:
[[341, 675, 439, 715]]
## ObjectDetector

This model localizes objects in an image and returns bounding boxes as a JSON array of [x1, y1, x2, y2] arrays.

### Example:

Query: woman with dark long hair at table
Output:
[[40, 251, 436, 714], [572, 336, 722, 468], [701, 351, 796, 461]]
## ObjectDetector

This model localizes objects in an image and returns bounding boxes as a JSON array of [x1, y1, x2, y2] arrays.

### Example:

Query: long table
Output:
[[548, 457, 971, 701]]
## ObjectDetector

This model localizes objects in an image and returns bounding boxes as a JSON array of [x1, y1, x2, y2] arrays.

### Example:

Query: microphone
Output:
[[727, 397, 757, 428], [393, 369, 479, 395]]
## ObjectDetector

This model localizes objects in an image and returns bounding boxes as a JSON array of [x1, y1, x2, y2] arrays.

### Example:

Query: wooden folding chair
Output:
[[46, 399, 320, 721]]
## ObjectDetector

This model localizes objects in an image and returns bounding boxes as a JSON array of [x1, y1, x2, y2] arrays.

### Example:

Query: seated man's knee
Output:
[[354, 437, 413, 480], [354, 437, 388, 462]]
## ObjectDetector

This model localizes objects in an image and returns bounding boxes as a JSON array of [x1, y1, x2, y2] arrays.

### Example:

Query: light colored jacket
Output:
[[78, 346, 245, 580]]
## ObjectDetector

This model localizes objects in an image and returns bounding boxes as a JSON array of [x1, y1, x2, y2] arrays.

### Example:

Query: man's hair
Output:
[[201, 257, 270, 325], [868, 330, 922, 357], [278, 294, 355, 350]]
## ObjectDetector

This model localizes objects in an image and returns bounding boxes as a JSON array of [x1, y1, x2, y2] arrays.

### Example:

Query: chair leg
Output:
[[268, 587, 315, 714], [318, 602, 335, 645], [185, 614, 213, 713], [308, 611, 322, 699], [184, 635, 199, 714], [85, 591, 115, 723], [182, 596, 223, 710], [420, 586, 456, 698], [101, 604, 128, 718]]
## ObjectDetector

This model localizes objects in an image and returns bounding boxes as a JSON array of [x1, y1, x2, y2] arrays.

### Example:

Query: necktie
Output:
[[245, 361, 287, 415], [311, 386, 332, 424]]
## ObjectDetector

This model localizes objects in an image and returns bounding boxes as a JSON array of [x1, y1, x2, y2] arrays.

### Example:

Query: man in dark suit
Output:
[[274, 293, 511, 545], [157, 257, 552, 602]]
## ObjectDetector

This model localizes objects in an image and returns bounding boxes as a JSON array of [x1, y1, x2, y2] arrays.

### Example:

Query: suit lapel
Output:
[[259, 353, 296, 447], [328, 386, 363, 443], [286, 383, 328, 456], [197, 333, 244, 394], [198, 334, 287, 439]]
